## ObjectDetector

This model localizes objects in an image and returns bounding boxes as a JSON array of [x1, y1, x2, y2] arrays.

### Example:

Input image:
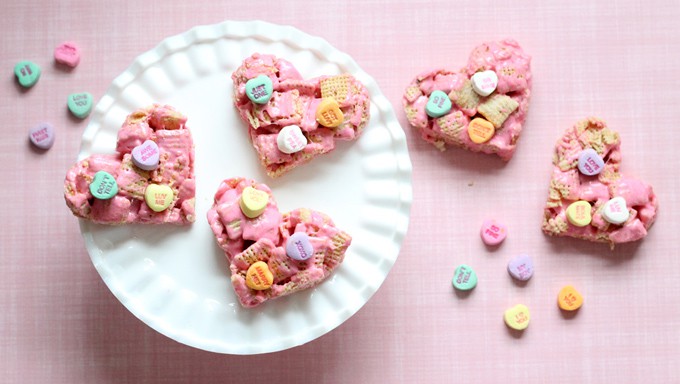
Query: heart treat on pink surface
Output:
[[403, 40, 532, 160], [231, 53, 371, 178], [64, 104, 195, 224], [206, 177, 352, 308], [542, 118, 658, 247]]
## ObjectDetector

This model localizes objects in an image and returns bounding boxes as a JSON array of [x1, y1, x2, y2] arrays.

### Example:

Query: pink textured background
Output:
[[2, 1, 679, 382]]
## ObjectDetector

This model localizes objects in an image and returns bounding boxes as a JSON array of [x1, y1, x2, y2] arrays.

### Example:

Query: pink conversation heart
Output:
[[480, 219, 507, 246], [28, 122, 55, 150], [54, 42, 80, 68], [507, 254, 534, 281], [131, 140, 160, 171]]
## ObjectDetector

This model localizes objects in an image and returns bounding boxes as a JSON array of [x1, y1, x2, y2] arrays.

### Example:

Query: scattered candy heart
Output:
[[67, 92, 93, 118], [577, 148, 605, 176], [504, 304, 531, 331], [467, 117, 495, 144], [601, 196, 630, 225], [452, 264, 477, 291], [277, 125, 307, 154], [286, 232, 314, 261], [425, 90, 452, 118], [566, 200, 592, 227], [246, 261, 274, 290], [507, 254, 534, 281], [131, 140, 160, 171], [144, 184, 173, 212], [245, 75, 273, 104], [89, 171, 118, 200], [14, 61, 41, 88], [54, 41, 81, 68], [480, 219, 507, 246], [315, 98, 344, 128], [470, 70, 499, 97], [557, 285, 583, 311], [28, 122, 55, 150], [239, 186, 269, 218]]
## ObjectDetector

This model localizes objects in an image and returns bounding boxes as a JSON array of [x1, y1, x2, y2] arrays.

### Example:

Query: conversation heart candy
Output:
[[131, 140, 160, 171], [315, 98, 344, 128], [425, 90, 452, 118], [14, 61, 41, 88], [144, 184, 173, 212], [566, 200, 592, 227], [507, 254, 534, 281], [245, 75, 273, 104], [67, 92, 93, 118], [54, 41, 80, 67], [89, 171, 118, 200], [239, 186, 269, 218], [467, 117, 495, 144], [28, 122, 55, 150], [286, 232, 314, 261], [577, 148, 605, 176], [452, 264, 477, 291], [471, 70, 498, 97], [480, 219, 507, 246], [504, 304, 530, 331], [601, 196, 630, 225], [557, 285, 583, 311], [277, 125, 307, 154], [246, 261, 274, 290]]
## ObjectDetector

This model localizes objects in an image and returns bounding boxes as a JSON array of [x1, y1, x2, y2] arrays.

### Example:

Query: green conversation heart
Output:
[[452, 264, 478, 291], [425, 90, 452, 118], [14, 61, 41, 88], [245, 75, 273, 104], [89, 171, 118, 200], [67, 92, 93, 118]]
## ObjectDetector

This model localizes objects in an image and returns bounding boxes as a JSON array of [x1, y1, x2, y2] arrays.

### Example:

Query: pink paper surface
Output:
[[2, 1, 679, 382]]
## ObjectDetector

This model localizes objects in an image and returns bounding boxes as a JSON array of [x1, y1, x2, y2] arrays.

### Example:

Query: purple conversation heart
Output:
[[577, 148, 605, 176], [507, 254, 534, 281], [29, 123, 55, 150], [131, 140, 160, 171], [286, 232, 314, 261]]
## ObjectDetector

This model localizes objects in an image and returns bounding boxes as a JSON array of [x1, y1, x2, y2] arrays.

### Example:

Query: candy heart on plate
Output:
[[402, 39, 532, 161], [206, 177, 352, 308], [231, 53, 371, 178], [542, 118, 658, 247], [64, 104, 195, 225]]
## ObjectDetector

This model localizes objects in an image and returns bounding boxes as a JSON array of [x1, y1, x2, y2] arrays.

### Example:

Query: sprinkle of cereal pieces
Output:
[[404, 85, 422, 103], [449, 79, 480, 111], [542, 215, 568, 234]]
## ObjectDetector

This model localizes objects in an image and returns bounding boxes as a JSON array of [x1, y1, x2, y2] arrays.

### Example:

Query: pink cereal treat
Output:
[[231, 53, 371, 177], [207, 177, 352, 308], [64, 104, 195, 224], [403, 40, 532, 160], [542, 118, 658, 247]]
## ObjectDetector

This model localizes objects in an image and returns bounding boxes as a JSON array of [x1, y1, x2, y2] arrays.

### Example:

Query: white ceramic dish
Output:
[[78, 20, 412, 354]]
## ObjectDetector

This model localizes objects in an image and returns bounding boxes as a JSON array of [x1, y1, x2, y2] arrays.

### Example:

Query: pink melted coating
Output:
[[232, 53, 371, 177], [402, 39, 532, 160], [206, 177, 352, 308], [542, 118, 658, 247], [64, 104, 195, 225]]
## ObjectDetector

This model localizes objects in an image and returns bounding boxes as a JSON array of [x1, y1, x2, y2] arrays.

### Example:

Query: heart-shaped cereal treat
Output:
[[232, 53, 371, 177], [403, 40, 532, 160], [206, 177, 351, 308], [64, 104, 195, 224], [542, 118, 658, 247]]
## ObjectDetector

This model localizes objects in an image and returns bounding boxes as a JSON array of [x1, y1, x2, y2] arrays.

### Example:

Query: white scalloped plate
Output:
[[78, 20, 412, 354]]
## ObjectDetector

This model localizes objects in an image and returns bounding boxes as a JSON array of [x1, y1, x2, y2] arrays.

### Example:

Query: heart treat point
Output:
[[315, 98, 344, 128], [54, 42, 81, 68], [558, 285, 583, 311], [452, 264, 477, 291], [89, 171, 118, 200], [425, 90, 452, 118], [507, 254, 534, 281], [471, 70, 499, 97], [480, 219, 507, 246], [14, 61, 41, 88], [246, 261, 274, 290], [577, 148, 605, 176], [566, 200, 592, 227], [240, 186, 269, 218], [601, 196, 630, 225], [131, 140, 160, 171], [67, 92, 93, 118], [245, 75, 273, 104], [286, 232, 314, 261], [28, 122, 55, 150], [504, 304, 531, 331], [277, 125, 307, 154], [144, 184, 174, 212], [467, 117, 495, 144]]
